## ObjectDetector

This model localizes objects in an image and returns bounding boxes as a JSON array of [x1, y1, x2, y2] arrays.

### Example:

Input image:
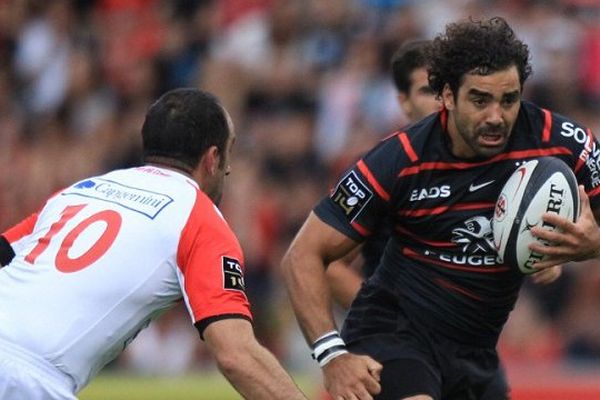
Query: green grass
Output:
[[79, 372, 317, 400]]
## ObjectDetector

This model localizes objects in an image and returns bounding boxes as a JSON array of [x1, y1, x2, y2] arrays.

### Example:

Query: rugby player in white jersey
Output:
[[0, 88, 307, 400]]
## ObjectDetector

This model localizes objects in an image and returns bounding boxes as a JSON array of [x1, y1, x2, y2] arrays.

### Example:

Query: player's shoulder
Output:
[[519, 100, 588, 137], [370, 112, 441, 163], [54, 167, 199, 222], [187, 189, 234, 234]]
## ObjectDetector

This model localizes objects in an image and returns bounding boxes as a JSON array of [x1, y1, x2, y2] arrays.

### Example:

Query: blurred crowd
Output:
[[1, 0, 600, 377]]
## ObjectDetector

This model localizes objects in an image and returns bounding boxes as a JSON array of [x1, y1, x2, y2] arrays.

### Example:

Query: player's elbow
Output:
[[213, 349, 243, 378], [281, 242, 311, 287]]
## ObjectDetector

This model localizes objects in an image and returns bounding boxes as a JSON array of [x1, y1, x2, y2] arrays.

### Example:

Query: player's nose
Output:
[[486, 103, 503, 125]]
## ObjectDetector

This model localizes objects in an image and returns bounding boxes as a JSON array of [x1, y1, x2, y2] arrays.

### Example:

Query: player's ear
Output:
[[442, 83, 455, 110], [397, 93, 412, 117], [201, 145, 221, 176]]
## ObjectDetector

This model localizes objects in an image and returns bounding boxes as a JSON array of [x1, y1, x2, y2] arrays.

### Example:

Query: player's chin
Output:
[[475, 144, 506, 158]]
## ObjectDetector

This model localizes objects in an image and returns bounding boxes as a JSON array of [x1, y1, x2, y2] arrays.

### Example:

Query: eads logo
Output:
[[409, 185, 451, 201]]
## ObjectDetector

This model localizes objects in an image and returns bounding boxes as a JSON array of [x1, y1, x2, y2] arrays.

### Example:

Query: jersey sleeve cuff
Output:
[[313, 203, 366, 242], [194, 313, 253, 340]]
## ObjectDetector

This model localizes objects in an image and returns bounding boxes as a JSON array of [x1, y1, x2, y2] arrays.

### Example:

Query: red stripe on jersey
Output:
[[398, 202, 495, 217], [351, 221, 371, 237], [3, 213, 38, 243], [440, 107, 448, 131], [541, 108, 552, 142], [357, 160, 390, 202], [403, 247, 509, 273], [587, 185, 600, 198], [434, 278, 483, 301], [397, 132, 419, 162], [381, 131, 401, 141], [575, 128, 594, 174], [177, 189, 252, 324], [398, 147, 572, 177], [395, 226, 454, 247]]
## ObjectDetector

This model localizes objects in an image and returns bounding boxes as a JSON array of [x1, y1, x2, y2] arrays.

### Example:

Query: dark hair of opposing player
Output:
[[141, 88, 229, 173], [390, 39, 431, 95], [427, 16, 532, 98]]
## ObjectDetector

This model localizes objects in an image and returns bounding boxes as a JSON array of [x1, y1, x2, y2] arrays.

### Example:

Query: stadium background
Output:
[[1, 0, 600, 398]]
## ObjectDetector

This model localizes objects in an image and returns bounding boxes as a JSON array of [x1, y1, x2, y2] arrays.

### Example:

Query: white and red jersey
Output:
[[0, 166, 251, 392]]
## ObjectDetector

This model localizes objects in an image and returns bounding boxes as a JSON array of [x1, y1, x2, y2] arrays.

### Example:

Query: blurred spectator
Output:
[[558, 261, 600, 363], [14, 1, 73, 117]]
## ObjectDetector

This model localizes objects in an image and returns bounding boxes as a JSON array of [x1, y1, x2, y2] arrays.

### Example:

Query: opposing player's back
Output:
[[0, 166, 211, 390]]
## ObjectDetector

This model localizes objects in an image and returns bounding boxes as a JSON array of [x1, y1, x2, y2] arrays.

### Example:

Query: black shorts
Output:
[[342, 284, 509, 400]]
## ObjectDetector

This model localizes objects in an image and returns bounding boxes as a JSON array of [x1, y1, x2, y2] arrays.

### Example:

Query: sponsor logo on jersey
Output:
[[222, 256, 245, 292], [425, 216, 501, 266], [331, 171, 373, 221], [468, 180, 495, 192], [561, 121, 600, 187], [452, 216, 496, 254], [409, 185, 451, 201], [63, 179, 174, 219]]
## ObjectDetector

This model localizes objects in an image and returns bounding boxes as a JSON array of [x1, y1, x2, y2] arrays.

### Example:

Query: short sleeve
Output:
[[177, 190, 252, 337], [315, 134, 408, 240]]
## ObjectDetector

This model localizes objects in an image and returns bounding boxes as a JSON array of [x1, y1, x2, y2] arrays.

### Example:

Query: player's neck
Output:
[[144, 157, 195, 177]]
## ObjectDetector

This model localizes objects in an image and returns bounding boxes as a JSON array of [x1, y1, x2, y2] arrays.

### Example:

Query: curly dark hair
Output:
[[427, 17, 532, 98]]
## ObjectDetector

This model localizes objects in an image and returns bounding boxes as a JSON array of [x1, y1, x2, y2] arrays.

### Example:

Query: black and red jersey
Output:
[[315, 100, 600, 347]]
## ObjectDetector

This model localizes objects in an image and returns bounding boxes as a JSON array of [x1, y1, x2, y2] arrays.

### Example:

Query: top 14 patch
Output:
[[331, 171, 373, 221], [222, 256, 245, 292]]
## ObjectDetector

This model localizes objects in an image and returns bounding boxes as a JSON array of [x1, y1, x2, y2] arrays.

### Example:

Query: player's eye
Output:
[[501, 94, 519, 107], [472, 97, 487, 107]]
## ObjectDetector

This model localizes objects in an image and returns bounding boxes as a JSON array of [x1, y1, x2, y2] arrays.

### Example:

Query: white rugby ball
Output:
[[492, 157, 580, 274]]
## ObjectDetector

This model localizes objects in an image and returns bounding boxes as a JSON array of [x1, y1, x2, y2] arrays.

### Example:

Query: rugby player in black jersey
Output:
[[282, 17, 600, 400]]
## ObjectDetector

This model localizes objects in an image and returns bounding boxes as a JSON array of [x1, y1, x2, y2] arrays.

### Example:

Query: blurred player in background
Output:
[[282, 17, 600, 400], [326, 40, 442, 309], [0, 88, 307, 400]]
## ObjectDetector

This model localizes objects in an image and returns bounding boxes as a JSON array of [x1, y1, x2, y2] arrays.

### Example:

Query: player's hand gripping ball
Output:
[[493, 157, 580, 274]]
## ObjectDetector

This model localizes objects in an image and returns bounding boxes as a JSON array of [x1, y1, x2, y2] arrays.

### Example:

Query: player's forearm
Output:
[[215, 341, 306, 400], [281, 243, 338, 343]]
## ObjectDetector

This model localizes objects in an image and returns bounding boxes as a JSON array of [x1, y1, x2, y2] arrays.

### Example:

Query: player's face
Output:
[[444, 65, 521, 158], [398, 67, 442, 122]]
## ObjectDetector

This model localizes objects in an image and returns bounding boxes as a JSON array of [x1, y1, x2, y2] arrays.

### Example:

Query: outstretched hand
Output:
[[529, 186, 600, 270], [323, 353, 382, 400]]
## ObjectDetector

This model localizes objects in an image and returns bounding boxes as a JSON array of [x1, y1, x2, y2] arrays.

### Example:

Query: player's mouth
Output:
[[477, 127, 508, 147]]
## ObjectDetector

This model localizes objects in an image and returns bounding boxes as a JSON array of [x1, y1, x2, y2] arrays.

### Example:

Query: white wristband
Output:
[[311, 330, 347, 367], [319, 348, 348, 367]]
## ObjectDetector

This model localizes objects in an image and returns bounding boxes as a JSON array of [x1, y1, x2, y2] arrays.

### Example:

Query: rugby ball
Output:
[[492, 157, 579, 274]]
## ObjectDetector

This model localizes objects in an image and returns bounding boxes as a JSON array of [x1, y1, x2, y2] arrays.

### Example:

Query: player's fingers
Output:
[[366, 359, 382, 381], [529, 226, 563, 243], [362, 373, 382, 395], [348, 383, 374, 400], [530, 257, 569, 270], [579, 185, 590, 214], [539, 212, 574, 233], [528, 240, 563, 255], [531, 265, 561, 285]]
